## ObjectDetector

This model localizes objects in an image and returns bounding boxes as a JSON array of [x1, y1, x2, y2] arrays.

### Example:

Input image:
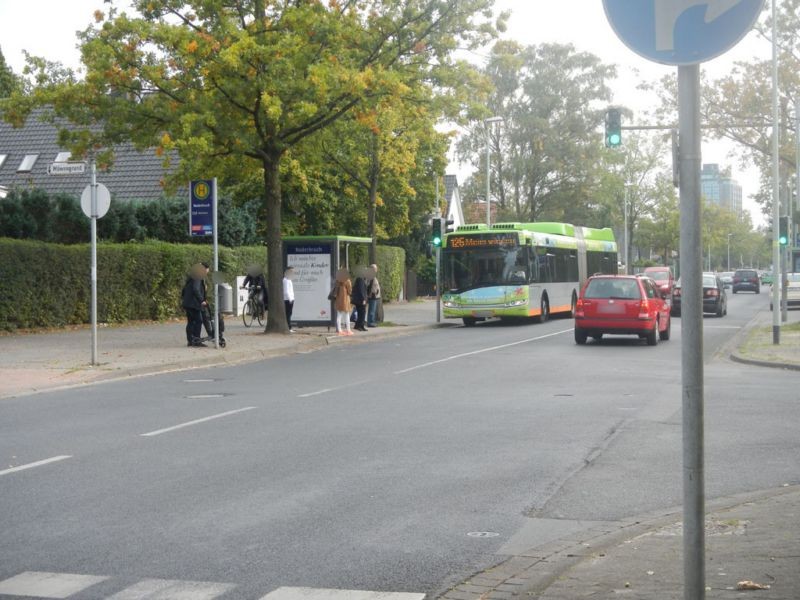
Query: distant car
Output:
[[732, 269, 760, 294], [770, 273, 800, 310], [719, 272, 734, 288], [672, 273, 728, 317], [761, 271, 773, 285], [574, 274, 671, 346], [643, 266, 675, 296]]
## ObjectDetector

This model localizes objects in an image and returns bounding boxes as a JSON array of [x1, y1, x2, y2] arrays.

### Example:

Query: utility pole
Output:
[[771, 0, 781, 344]]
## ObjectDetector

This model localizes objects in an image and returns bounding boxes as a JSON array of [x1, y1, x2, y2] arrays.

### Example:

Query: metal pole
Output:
[[90, 159, 98, 366], [624, 186, 629, 273], [771, 0, 781, 344], [212, 177, 219, 349], [485, 124, 491, 227], [678, 63, 705, 600], [435, 178, 441, 323], [727, 234, 731, 271]]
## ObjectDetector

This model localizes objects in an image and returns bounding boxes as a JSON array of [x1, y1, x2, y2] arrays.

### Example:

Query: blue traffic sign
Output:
[[603, 0, 765, 66], [190, 179, 215, 237]]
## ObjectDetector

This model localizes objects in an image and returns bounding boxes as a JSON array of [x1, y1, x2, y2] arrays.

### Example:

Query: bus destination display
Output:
[[447, 233, 518, 250]]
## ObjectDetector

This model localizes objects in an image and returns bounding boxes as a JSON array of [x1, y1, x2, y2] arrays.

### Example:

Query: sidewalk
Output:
[[0, 299, 443, 399], [731, 308, 800, 370]]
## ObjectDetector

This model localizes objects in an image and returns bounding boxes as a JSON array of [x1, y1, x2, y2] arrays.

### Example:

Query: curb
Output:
[[725, 309, 800, 371], [437, 485, 800, 600]]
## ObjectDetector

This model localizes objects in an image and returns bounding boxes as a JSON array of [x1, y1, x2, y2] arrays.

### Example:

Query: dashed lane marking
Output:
[[0, 571, 108, 598], [0, 455, 72, 477], [260, 587, 426, 600], [140, 407, 257, 437], [394, 329, 573, 374], [106, 578, 235, 599]]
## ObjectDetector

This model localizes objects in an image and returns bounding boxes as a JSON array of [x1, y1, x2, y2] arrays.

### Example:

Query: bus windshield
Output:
[[443, 247, 529, 293]]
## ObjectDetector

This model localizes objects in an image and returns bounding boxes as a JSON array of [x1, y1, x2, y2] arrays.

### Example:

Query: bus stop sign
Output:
[[603, 0, 764, 66]]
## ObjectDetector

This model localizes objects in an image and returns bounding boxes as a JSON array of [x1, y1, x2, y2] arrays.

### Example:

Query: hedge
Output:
[[0, 238, 403, 331]]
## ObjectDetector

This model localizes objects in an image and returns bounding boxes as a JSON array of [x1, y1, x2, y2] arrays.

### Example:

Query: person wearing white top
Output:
[[283, 267, 295, 331]]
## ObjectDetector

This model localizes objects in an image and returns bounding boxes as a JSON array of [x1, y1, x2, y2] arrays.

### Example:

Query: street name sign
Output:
[[48, 162, 86, 175], [603, 0, 765, 65]]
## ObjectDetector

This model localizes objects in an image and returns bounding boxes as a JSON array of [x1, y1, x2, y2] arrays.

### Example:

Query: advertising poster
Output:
[[286, 244, 333, 323]]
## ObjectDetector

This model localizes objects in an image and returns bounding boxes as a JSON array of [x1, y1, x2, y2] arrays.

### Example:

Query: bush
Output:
[[0, 238, 267, 330]]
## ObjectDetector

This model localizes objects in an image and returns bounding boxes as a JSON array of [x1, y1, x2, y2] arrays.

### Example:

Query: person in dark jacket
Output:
[[241, 266, 268, 315], [351, 266, 369, 331], [182, 262, 209, 347]]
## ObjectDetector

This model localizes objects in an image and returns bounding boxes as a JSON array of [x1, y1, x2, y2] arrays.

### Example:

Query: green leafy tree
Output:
[[4, 0, 499, 332], [0, 47, 21, 98], [456, 41, 617, 222]]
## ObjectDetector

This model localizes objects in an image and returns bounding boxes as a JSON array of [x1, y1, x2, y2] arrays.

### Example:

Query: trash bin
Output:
[[217, 283, 233, 314]]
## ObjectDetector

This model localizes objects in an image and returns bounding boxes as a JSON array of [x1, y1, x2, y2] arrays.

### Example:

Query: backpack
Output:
[[327, 284, 338, 301]]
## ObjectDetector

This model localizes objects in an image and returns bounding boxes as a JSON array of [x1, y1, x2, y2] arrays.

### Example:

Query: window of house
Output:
[[18, 154, 39, 172], [54, 151, 72, 162], [0, 154, 7, 169]]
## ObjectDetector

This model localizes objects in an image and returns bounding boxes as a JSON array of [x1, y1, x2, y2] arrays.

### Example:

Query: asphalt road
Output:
[[2, 288, 798, 599]]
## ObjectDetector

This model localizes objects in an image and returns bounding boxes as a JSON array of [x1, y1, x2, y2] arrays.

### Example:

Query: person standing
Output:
[[351, 266, 368, 331], [283, 267, 295, 332], [182, 262, 208, 347], [333, 268, 353, 336], [367, 263, 381, 328]]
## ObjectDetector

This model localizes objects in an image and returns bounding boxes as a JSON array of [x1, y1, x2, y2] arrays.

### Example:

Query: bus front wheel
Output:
[[536, 297, 550, 323]]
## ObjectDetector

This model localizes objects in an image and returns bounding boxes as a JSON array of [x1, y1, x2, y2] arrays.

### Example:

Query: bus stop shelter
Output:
[[282, 235, 372, 327]]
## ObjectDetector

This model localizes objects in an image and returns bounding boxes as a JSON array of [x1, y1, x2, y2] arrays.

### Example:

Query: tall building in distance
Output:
[[701, 163, 743, 217]]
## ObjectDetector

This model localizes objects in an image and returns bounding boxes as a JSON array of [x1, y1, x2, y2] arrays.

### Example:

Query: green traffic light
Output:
[[433, 236, 441, 247], [608, 133, 621, 146], [779, 235, 788, 246]]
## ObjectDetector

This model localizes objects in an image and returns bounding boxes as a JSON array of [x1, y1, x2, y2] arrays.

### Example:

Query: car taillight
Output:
[[733, 278, 740, 283], [575, 298, 585, 318], [706, 289, 719, 297], [639, 299, 650, 319], [674, 289, 681, 297]]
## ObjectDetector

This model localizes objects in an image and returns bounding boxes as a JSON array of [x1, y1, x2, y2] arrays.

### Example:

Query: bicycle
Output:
[[242, 285, 265, 327]]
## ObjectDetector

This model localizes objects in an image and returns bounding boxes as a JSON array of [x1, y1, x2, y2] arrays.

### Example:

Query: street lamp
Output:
[[727, 233, 733, 271], [484, 116, 504, 227]]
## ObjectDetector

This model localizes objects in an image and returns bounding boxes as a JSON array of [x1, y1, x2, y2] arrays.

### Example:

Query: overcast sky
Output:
[[0, 0, 771, 223]]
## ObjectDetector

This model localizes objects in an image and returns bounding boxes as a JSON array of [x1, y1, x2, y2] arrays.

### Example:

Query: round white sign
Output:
[[80, 183, 111, 219]]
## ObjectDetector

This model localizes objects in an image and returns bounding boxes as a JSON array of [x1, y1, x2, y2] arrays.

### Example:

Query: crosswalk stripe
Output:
[[0, 571, 108, 598], [105, 578, 236, 599], [259, 587, 426, 600]]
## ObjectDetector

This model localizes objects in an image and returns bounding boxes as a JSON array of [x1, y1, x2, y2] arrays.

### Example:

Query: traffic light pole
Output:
[[771, 0, 781, 345]]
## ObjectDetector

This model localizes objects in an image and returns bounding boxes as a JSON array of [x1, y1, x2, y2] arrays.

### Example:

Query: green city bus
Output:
[[441, 222, 618, 326]]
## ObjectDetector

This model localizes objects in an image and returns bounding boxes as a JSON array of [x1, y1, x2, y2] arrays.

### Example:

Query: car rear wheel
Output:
[[646, 320, 659, 346], [659, 315, 671, 341], [715, 303, 723, 318], [574, 327, 587, 345], [462, 317, 477, 327]]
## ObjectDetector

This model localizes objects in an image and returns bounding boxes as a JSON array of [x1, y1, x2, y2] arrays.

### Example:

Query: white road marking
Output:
[[298, 388, 335, 398], [107, 578, 235, 599], [260, 587, 426, 600], [0, 455, 72, 477], [704, 325, 742, 329], [140, 407, 257, 437], [0, 571, 108, 598], [394, 329, 573, 374]]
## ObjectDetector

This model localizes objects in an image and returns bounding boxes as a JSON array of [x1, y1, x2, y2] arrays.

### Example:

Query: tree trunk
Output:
[[367, 132, 379, 265], [263, 153, 289, 334]]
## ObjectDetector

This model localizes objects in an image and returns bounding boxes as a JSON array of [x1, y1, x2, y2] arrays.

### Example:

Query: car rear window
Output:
[[735, 270, 757, 278], [703, 276, 717, 287], [646, 271, 669, 281], [585, 278, 641, 299]]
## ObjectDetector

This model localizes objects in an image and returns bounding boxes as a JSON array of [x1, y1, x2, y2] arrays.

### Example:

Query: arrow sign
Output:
[[655, 0, 741, 50], [604, 0, 765, 66]]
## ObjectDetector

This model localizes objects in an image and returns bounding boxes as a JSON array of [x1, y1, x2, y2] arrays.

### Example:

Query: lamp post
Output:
[[727, 233, 732, 271], [484, 116, 503, 227]]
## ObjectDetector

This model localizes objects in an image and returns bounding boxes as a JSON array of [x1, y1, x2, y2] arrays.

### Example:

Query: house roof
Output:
[[0, 108, 180, 201]]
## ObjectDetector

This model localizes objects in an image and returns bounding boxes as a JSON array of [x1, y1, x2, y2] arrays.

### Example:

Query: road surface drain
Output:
[[183, 378, 224, 383], [184, 393, 233, 399], [467, 531, 500, 538], [554, 394, 574, 397]]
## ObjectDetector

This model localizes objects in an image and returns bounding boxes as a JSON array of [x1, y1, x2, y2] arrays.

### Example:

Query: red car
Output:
[[574, 275, 672, 345], [643, 266, 675, 296]]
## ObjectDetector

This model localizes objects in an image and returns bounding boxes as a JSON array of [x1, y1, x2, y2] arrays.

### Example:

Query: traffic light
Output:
[[431, 217, 443, 247], [778, 216, 788, 246], [605, 108, 622, 148]]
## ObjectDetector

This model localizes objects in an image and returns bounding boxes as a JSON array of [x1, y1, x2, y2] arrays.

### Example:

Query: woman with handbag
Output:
[[332, 268, 353, 336]]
